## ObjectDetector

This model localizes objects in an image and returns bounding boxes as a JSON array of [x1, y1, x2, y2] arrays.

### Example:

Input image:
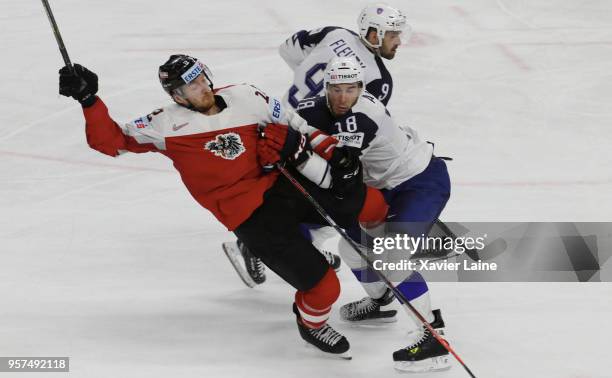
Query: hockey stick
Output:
[[278, 165, 477, 378], [432, 220, 508, 262], [41, 0, 73, 72]]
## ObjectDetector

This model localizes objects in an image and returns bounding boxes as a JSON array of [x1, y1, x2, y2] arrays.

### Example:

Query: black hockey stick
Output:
[[278, 165, 477, 378], [431, 220, 508, 262], [41, 0, 73, 72]]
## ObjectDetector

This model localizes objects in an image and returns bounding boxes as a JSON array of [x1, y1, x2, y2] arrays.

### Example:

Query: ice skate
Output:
[[340, 288, 397, 325], [393, 309, 450, 372], [293, 304, 351, 359], [222, 239, 266, 288]]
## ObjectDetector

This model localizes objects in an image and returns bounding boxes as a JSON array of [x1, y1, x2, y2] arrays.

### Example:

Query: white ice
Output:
[[1, 1, 612, 377]]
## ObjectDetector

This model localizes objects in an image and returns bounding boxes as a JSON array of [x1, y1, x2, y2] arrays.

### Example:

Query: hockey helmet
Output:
[[158, 54, 213, 94], [323, 56, 364, 87], [357, 3, 409, 49]]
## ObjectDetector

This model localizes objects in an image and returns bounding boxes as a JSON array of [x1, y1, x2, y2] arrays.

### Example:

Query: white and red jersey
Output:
[[82, 84, 316, 230]]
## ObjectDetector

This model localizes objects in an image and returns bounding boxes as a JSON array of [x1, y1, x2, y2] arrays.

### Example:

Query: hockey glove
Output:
[[258, 123, 311, 167], [59, 64, 98, 107], [329, 146, 362, 198], [309, 130, 338, 160]]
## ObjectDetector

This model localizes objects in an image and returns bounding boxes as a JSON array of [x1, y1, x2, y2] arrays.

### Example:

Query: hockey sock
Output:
[[396, 271, 435, 323], [295, 267, 340, 328]]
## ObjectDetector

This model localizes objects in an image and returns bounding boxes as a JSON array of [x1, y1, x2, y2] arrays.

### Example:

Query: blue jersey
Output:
[[279, 27, 393, 109], [297, 93, 433, 190]]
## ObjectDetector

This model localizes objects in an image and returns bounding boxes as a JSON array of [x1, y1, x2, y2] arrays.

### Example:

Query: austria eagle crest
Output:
[[204, 132, 245, 160]]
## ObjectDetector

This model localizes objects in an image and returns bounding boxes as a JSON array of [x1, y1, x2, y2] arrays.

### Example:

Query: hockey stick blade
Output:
[[413, 237, 508, 263], [222, 242, 257, 288], [433, 220, 508, 261]]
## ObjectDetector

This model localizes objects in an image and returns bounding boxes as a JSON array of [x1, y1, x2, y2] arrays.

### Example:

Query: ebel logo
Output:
[[335, 132, 364, 148], [181, 61, 204, 84]]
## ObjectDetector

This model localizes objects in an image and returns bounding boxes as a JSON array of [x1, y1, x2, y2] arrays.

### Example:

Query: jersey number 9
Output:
[[288, 63, 327, 108]]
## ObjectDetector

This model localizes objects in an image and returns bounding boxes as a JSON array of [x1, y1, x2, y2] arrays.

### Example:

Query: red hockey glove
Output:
[[257, 139, 280, 168], [309, 130, 338, 160], [257, 123, 311, 167]]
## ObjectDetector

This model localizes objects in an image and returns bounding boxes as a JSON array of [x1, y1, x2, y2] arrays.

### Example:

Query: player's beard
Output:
[[189, 91, 218, 114], [380, 46, 398, 59], [379, 39, 400, 59]]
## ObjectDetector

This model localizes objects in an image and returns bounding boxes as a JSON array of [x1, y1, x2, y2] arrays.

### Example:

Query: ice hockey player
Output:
[[226, 2, 409, 286], [57, 55, 386, 359], [279, 3, 408, 108], [298, 56, 452, 372]]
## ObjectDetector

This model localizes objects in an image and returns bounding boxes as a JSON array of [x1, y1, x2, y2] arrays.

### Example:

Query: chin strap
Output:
[[360, 37, 382, 57]]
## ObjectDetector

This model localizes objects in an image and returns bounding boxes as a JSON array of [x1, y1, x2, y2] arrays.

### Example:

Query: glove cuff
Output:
[[79, 94, 98, 108]]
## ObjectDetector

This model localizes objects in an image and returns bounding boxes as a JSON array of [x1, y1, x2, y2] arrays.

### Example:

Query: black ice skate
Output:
[[293, 304, 351, 360], [393, 309, 450, 373], [321, 249, 342, 271], [237, 239, 266, 284], [222, 239, 265, 288], [339, 288, 397, 325]]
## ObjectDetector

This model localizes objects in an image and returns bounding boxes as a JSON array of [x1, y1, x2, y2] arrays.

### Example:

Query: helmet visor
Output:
[[386, 16, 407, 32]]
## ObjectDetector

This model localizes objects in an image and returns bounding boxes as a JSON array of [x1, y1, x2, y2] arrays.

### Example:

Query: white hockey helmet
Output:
[[357, 3, 409, 49], [323, 56, 364, 87]]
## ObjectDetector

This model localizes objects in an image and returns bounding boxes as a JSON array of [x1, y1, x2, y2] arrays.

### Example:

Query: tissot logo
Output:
[[330, 73, 358, 80], [335, 132, 364, 148]]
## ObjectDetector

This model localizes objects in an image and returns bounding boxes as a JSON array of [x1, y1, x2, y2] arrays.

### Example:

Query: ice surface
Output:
[[1, 1, 611, 377]]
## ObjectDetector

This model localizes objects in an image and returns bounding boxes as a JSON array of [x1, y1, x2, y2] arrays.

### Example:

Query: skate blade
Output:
[[341, 309, 398, 326], [304, 342, 352, 360], [341, 316, 398, 326], [222, 242, 257, 288], [394, 355, 451, 373]]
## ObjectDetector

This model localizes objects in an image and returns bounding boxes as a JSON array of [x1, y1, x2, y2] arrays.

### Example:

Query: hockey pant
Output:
[[234, 170, 365, 328]]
